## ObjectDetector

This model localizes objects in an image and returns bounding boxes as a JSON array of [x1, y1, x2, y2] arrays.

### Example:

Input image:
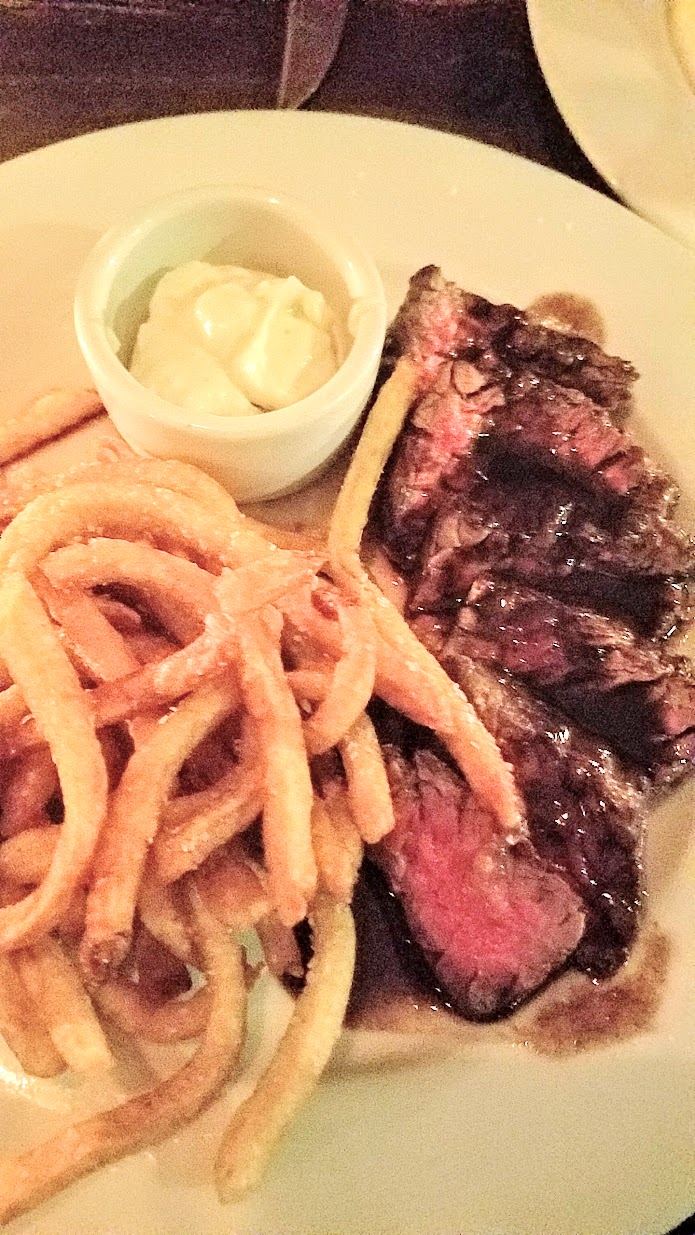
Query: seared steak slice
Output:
[[497, 316, 637, 416], [375, 744, 586, 1019], [386, 269, 638, 420], [381, 361, 503, 570], [443, 577, 695, 781], [491, 380, 674, 514], [410, 623, 645, 978], [410, 457, 694, 637]]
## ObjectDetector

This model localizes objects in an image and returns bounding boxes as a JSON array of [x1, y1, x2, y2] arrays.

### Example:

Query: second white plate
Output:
[[528, 0, 695, 250]]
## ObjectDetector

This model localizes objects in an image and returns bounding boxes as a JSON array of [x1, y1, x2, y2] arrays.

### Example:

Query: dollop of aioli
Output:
[[129, 261, 339, 417]]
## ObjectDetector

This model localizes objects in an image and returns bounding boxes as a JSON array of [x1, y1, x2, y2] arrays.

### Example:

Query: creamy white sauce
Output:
[[129, 261, 339, 417]]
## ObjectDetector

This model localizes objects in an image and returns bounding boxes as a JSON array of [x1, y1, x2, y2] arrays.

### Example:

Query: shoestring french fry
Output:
[[0, 826, 58, 887], [0, 884, 247, 1228], [0, 745, 59, 838], [327, 358, 420, 565], [310, 791, 363, 904], [281, 574, 524, 838], [362, 572, 523, 838], [137, 873, 193, 966], [254, 913, 304, 984], [338, 710, 395, 844], [195, 848, 270, 931], [130, 927, 192, 1003], [235, 610, 316, 927], [0, 952, 64, 1078], [301, 587, 377, 757], [0, 572, 108, 950], [81, 678, 239, 983], [326, 344, 525, 839], [13, 936, 113, 1075], [37, 575, 142, 684], [88, 607, 240, 731], [153, 716, 265, 885], [0, 388, 103, 467], [95, 977, 211, 1044], [215, 894, 356, 1201], [92, 594, 143, 635], [286, 666, 331, 706]]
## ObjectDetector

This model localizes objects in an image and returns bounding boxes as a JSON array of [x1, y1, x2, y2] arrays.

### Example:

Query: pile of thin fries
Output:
[[0, 385, 519, 1226]]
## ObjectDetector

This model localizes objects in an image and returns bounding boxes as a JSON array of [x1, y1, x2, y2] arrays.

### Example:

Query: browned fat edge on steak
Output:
[[372, 737, 586, 1020]]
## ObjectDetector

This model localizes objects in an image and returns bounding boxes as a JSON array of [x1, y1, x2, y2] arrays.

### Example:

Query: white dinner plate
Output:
[[0, 110, 694, 1235], [528, 0, 695, 251]]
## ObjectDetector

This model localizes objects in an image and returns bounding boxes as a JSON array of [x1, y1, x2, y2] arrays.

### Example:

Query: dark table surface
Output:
[[0, 2, 692, 1233]]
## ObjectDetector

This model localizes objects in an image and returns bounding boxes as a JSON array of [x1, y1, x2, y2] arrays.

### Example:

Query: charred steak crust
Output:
[[410, 455, 694, 638], [368, 266, 693, 1017]]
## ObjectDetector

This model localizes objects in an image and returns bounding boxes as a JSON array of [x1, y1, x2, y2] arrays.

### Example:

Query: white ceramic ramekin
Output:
[[74, 185, 387, 502]]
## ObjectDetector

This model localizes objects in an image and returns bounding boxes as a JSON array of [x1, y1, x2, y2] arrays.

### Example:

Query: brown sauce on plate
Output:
[[521, 927, 671, 1055], [527, 293, 606, 348], [347, 870, 671, 1056]]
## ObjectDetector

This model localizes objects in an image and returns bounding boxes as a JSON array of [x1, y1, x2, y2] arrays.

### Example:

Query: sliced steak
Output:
[[386, 269, 638, 420], [410, 457, 694, 636], [491, 380, 674, 514], [369, 266, 687, 1014], [498, 315, 637, 416], [381, 361, 504, 570], [443, 576, 695, 781], [409, 627, 645, 978], [375, 743, 586, 1020]]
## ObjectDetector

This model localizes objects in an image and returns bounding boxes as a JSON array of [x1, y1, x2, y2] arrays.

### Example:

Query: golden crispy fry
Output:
[[0, 388, 103, 466], [325, 342, 523, 838], [153, 715, 264, 885], [0, 883, 246, 1228], [0, 480, 238, 578], [215, 894, 355, 1201], [81, 679, 239, 982], [14, 937, 113, 1075], [37, 575, 141, 683], [328, 358, 420, 563], [311, 790, 363, 903], [137, 873, 192, 965], [255, 913, 304, 983], [283, 572, 523, 838], [89, 607, 239, 728], [215, 554, 319, 617], [196, 848, 270, 930], [95, 979, 211, 1044], [0, 826, 58, 886], [338, 710, 395, 844], [92, 594, 143, 634], [0, 573, 108, 949], [43, 537, 218, 642], [0, 953, 64, 1077], [236, 611, 316, 927], [362, 572, 523, 838], [286, 666, 331, 705], [0, 683, 29, 753], [301, 588, 377, 756], [0, 745, 59, 838]]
